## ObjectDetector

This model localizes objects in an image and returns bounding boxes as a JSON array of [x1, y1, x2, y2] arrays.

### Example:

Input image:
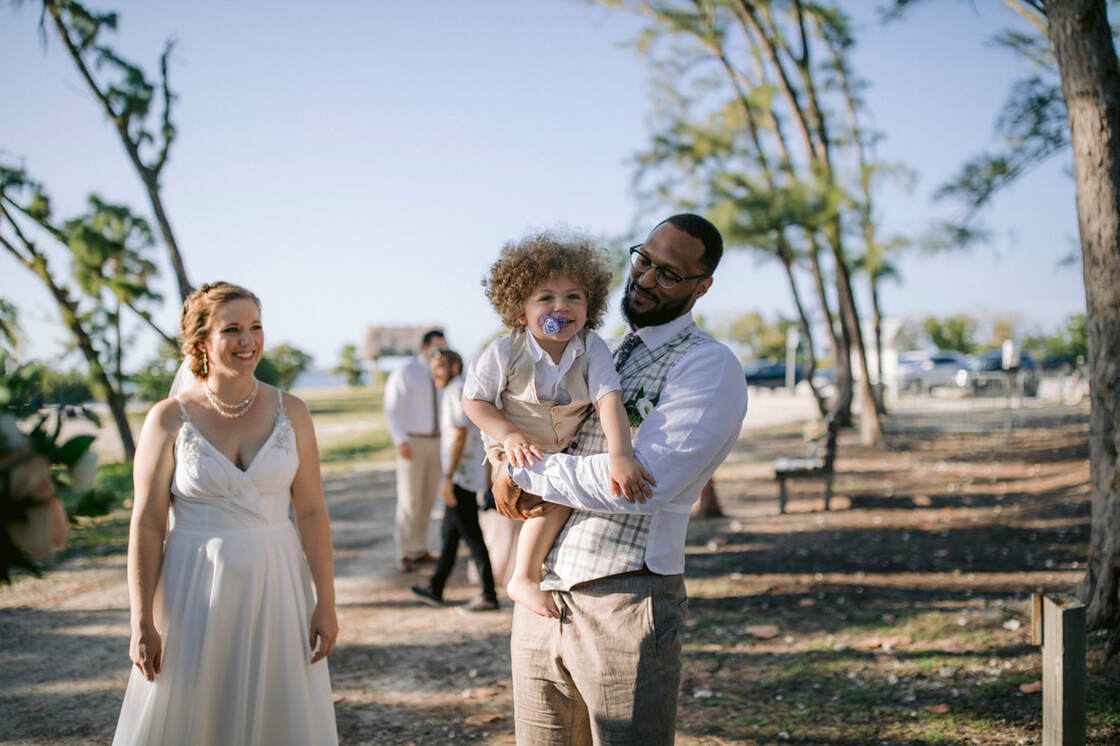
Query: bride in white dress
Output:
[[114, 282, 339, 745]]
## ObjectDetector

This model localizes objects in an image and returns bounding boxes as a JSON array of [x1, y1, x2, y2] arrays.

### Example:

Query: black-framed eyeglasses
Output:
[[628, 244, 709, 289]]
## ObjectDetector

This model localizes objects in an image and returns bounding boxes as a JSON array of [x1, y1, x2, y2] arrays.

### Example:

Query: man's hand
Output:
[[440, 476, 455, 507], [491, 456, 522, 518], [492, 456, 555, 520], [397, 441, 412, 460]]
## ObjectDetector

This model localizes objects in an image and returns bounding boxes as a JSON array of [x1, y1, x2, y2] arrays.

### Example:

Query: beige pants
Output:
[[510, 572, 687, 745], [393, 436, 441, 560]]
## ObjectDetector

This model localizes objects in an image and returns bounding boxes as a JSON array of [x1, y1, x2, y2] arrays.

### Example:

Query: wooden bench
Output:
[[774, 416, 839, 514]]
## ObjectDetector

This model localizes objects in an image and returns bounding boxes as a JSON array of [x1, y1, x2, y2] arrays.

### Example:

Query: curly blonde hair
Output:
[[180, 282, 262, 378], [483, 232, 613, 331]]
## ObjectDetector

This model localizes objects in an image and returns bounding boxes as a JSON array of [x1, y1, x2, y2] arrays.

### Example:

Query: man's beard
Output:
[[621, 278, 692, 329]]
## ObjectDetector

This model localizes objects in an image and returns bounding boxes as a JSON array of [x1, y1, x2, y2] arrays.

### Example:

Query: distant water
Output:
[[292, 369, 355, 390], [292, 358, 408, 390]]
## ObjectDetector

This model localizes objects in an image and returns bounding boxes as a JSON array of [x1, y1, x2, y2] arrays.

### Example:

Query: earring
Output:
[[202, 350, 209, 376]]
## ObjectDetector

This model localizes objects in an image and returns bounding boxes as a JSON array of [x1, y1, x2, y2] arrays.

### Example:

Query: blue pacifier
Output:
[[540, 315, 569, 336]]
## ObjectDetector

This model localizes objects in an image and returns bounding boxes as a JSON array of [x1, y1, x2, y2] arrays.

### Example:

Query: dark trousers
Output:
[[429, 483, 497, 602]]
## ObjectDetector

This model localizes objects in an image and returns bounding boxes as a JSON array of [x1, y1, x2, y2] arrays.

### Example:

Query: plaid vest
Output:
[[541, 325, 710, 591]]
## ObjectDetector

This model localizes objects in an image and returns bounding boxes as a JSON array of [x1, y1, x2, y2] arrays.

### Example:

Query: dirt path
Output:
[[2, 401, 1115, 745]]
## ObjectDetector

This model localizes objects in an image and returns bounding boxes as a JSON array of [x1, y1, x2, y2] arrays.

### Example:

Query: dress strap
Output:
[[173, 395, 191, 423], [276, 386, 286, 416]]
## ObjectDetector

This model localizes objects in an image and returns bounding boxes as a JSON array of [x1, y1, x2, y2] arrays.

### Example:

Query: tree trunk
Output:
[[141, 171, 192, 302], [45, 280, 136, 461], [828, 220, 884, 446], [691, 478, 724, 518], [1048, 0, 1120, 652], [779, 247, 829, 417], [808, 237, 851, 424], [871, 275, 888, 415]]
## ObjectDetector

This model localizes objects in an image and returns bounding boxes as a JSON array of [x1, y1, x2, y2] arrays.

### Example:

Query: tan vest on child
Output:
[[499, 328, 595, 454]]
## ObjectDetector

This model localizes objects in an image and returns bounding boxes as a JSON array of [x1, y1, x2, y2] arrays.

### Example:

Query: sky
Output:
[[1, 1, 1087, 371]]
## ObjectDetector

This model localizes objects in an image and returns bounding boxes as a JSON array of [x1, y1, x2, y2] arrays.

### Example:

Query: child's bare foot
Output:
[[507, 576, 560, 618]]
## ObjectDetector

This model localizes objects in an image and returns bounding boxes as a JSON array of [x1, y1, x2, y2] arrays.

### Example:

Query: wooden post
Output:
[[1031, 593, 1044, 645], [1032, 593, 1086, 746]]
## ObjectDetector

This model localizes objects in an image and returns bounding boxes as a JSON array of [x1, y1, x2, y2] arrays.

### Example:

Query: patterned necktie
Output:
[[613, 332, 643, 372]]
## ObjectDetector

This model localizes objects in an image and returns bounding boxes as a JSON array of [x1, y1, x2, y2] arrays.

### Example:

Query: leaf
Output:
[[470, 687, 499, 699], [81, 406, 102, 427], [54, 435, 95, 467], [745, 624, 780, 639], [924, 704, 951, 714], [464, 712, 504, 726], [880, 635, 913, 650]]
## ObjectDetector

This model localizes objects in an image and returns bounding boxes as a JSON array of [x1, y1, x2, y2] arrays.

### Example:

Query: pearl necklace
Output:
[[203, 379, 259, 418]]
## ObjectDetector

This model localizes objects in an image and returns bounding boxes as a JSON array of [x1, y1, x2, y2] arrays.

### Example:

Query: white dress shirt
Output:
[[511, 312, 749, 576], [383, 355, 438, 445], [439, 376, 486, 493], [462, 330, 620, 408]]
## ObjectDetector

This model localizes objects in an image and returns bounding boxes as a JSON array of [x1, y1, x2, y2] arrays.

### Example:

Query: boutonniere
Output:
[[624, 387, 660, 427]]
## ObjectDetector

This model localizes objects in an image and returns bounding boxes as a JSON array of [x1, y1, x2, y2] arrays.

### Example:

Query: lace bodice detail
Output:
[[170, 389, 300, 530]]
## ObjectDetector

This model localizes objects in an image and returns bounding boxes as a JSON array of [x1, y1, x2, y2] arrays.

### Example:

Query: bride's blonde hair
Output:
[[180, 282, 262, 378]]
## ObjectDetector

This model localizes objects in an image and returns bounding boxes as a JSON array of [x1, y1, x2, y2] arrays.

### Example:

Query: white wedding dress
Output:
[[113, 391, 338, 745]]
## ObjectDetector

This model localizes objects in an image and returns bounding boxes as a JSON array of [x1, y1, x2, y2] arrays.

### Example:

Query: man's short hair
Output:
[[658, 213, 723, 274], [421, 329, 445, 348]]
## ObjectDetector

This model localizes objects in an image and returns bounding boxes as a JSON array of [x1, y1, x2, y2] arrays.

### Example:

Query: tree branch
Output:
[[124, 300, 177, 351], [45, 2, 152, 182], [153, 39, 176, 175]]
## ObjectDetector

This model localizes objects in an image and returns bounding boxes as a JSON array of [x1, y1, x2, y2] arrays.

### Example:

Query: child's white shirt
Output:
[[463, 329, 621, 409]]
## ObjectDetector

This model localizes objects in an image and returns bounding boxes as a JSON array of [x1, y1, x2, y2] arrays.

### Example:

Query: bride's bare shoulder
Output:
[[143, 397, 187, 434]]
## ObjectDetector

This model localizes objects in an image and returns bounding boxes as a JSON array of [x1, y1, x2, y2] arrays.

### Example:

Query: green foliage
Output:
[[1, 158, 175, 459], [724, 311, 797, 361], [131, 345, 180, 403], [48, 0, 178, 172], [922, 314, 979, 354], [1022, 313, 1088, 363], [0, 354, 108, 581], [986, 314, 1021, 349], [253, 356, 280, 387], [261, 344, 313, 390], [331, 344, 364, 387], [0, 297, 18, 357], [1, 361, 94, 406]]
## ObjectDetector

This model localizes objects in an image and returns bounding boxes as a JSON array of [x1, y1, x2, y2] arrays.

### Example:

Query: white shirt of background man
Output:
[[384, 354, 438, 445]]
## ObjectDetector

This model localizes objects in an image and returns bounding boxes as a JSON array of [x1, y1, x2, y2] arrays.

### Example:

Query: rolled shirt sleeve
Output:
[[462, 336, 510, 407], [512, 341, 748, 515]]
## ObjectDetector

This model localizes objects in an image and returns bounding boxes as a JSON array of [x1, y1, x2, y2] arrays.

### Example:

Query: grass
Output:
[[54, 461, 133, 560], [319, 429, 394, 465], [676, 597, 1120, 744], [301, 384, 384, 417]]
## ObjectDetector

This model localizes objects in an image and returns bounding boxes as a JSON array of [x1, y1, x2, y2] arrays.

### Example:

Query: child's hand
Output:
[[609, 453, 656, 503], [503, 433, 544, 468]]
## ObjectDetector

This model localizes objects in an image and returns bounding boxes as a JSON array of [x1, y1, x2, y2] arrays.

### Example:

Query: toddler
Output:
[[462, 232, 653, 617]]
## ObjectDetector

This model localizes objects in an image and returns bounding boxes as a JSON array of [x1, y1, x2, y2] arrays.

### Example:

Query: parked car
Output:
[[897, 350, 970, 394], [743, 359, 805, 389], [965, 349, 1040, 397]]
